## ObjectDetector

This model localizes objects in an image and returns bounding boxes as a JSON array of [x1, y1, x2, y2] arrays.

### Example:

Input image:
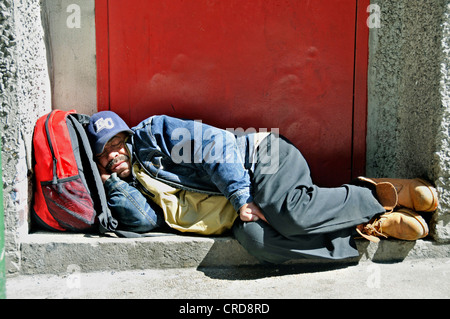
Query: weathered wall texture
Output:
[[0, 0, 51, 273], [367, 0, 450, 241], [41, 0, 97, 115], [433, 2, 450, 241]]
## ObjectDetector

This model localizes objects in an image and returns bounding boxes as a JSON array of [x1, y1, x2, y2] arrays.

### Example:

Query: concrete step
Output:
[[18, 232, 450, 275]]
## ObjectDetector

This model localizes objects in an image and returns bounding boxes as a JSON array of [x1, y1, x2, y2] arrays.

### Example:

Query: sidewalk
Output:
[[6, 258, 450, 299], [5, 231, 450, 299], [16, 232, 450, 274]]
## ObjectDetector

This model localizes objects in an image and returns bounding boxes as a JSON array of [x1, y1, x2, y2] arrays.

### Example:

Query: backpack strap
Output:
[[70, 113, 91, 126], [67, 114, 120, 234]]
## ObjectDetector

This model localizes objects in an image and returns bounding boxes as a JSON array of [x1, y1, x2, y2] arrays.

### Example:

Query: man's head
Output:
[[87, 111, 133, 179]]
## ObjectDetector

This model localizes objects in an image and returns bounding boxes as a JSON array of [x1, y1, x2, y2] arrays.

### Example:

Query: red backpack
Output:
[[32, 110, 118, 233]]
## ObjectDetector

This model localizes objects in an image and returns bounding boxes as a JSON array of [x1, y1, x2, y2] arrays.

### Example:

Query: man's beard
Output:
[[106, 154, 130, 172]]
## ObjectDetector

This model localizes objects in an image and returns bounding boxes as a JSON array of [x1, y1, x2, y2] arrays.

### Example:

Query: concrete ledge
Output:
[[18, 232, 450, 275]]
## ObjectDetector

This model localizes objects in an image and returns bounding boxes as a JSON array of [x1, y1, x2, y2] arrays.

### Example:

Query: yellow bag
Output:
[[133, 163, 238, 235]]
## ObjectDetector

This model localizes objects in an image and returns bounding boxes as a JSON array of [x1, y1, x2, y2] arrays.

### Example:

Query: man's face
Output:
[[96, 132, 131, 179]]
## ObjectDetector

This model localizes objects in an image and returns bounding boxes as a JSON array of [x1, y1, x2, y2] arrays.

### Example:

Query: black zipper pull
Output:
[[52, 158, 63, 193]]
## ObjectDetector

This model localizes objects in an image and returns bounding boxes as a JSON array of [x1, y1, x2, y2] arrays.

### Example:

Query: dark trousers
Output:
[[232, 135, 384, 264]]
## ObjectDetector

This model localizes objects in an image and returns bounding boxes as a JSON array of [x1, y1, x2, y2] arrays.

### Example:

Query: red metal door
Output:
[[96, 0, 369, 187]]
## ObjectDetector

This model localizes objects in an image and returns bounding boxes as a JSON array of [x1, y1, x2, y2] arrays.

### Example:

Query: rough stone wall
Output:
[[433, 2, 450, 241], [0, 0, 51, 273], [367, 0, 450, 241], [41, 0, 97, 115]]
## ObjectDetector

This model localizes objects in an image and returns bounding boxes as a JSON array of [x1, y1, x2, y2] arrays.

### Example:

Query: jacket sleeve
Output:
[[197, 127, 253, 212], [103, 173, 164, 232], [137, 115, 253, 212]]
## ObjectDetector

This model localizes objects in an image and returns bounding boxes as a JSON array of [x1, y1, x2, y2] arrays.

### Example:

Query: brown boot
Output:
[[356, 208, 429, 243], [357, 177, 438, 212], [356, 177, 398, 212]]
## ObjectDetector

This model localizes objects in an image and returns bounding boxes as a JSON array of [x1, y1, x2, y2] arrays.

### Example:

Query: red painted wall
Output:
[[96, 0, 369, 186]]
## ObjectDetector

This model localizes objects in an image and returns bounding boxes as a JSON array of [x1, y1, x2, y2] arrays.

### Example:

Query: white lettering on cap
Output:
[[94, 117, 115, 133]]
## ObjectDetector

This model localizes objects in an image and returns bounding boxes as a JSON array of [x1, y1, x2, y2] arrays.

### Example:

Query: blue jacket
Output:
[[104, 115, 256, 232]]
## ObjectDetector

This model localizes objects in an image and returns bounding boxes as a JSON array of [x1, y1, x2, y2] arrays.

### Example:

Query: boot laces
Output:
[[363, 219, 388, 239], [356, 215, 389, 242]]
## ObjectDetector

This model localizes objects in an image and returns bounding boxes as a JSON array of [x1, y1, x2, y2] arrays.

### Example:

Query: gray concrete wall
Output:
[[435, 1, 450, 241], [0, 0, 96, 274], [0, 0, 51, 273], [41, 0, 97, 115], [367, 0, 450, 241]]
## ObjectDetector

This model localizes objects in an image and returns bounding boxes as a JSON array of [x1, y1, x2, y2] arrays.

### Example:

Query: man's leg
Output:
[[252, 135, 385, 238], [232, 219, 360, 263]]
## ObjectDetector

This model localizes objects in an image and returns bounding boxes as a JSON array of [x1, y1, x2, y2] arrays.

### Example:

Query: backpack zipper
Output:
[[44, 111, 62, 193]]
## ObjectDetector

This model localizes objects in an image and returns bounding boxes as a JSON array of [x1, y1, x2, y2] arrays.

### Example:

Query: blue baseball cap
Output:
[[86, 111, 133, 155]]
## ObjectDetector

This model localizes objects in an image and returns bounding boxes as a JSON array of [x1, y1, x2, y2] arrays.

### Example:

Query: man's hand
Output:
[[97, 164, 111, 183], [239, 202, 268, 223]]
